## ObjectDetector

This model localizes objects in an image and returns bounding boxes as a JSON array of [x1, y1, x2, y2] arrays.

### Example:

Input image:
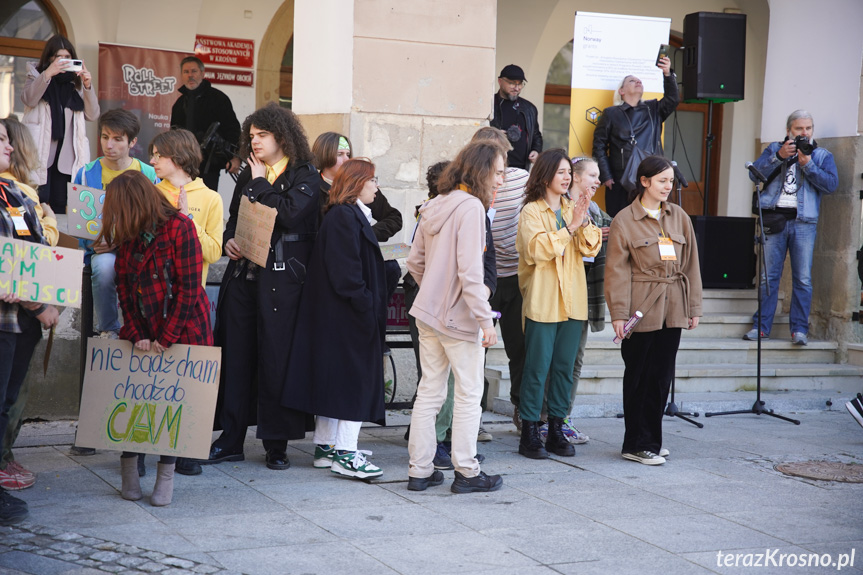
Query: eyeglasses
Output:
[[150, 151, 167, 162], [502, 78, 525, 88]]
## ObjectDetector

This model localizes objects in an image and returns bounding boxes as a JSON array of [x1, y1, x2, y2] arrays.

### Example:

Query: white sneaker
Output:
[[622, 451, 666, 465], [658, 448, 670, 458], [846, 394, 863, 430], [330, 450, 383, 479]]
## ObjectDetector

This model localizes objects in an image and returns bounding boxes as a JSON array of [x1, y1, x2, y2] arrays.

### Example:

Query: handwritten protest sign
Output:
[[0, 237, 83, 307], [235, 195, 276, 267], [75, 339, 221, 459], [66, 182, 105, 240]]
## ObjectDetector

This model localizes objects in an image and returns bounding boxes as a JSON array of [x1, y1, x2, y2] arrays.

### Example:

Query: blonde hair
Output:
[[0, 116, 40, 187]]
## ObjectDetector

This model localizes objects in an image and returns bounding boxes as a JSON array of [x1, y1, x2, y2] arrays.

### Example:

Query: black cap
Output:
[[498, 64, 526, 82]]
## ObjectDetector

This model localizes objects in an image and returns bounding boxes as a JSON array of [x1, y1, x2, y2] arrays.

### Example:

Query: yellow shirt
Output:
[[156, 178, 224, 286], [265, 156, 289, 184], [516, 196, 601, 323], [0, 171, 59, 246], [100, 158, 141, 188]]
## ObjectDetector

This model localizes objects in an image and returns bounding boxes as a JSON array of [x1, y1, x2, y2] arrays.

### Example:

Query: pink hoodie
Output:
[[407, 189, 494, 342]]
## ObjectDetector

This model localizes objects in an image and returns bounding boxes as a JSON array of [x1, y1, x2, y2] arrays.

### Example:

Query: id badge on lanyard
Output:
[[6, 206, 31, 237], [658, 237, 676, 261]]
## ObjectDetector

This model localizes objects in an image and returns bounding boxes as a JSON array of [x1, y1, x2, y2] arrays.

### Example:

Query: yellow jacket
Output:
[[517, 196, 601, 323], [0, 171, 58, 246], [156, 178, 224, 285]]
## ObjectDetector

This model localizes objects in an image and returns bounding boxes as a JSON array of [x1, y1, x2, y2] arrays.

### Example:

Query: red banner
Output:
[[204, 67, 254, 87], [194, 35, 254, 69], [98, 43, 191, 163]]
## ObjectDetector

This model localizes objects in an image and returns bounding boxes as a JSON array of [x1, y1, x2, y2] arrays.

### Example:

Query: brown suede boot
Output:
[[120, 456, 142, 501], [150, 462, 175, 507]]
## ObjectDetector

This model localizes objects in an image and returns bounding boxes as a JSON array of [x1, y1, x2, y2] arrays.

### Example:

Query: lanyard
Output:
[[641, 201, 668, 238], [0, 181, 10, 206]]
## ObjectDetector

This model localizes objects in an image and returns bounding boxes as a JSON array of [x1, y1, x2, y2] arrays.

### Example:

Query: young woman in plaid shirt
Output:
[[98, 170, 212, 506]]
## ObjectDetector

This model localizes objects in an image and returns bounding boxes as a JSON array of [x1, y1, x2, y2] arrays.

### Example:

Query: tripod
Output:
[[705, 180, 800, 424], [664, 376, 702, 428]]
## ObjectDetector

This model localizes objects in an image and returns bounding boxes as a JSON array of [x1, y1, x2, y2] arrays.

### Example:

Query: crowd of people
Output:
[[0, 38, 843, 524]]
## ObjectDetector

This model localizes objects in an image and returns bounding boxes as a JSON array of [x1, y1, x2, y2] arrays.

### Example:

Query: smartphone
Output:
[[59, 58, 83, 72], [656, 44, 670, 66]]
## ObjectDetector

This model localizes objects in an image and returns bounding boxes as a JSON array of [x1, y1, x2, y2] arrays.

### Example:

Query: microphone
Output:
[[745, 162, 768, 184], [671, 161, 689, 188]]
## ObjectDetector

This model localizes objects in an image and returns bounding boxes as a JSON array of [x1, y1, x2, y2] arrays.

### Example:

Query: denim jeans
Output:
[[752, 219, 817, 336], [91, 251, 121, 333]]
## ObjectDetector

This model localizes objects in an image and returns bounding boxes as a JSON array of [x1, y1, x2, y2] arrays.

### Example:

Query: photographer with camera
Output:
[[170, 57, 241, 191], [744, 110, 838, 346]]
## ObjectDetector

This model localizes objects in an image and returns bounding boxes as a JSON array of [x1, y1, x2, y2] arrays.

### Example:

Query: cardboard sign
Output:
[[75, 339, 221, 458], [66, 182, 105, 239], [235, 196, 276, 267], [0, 237, 84, 307], [194, 35, 254, 68]]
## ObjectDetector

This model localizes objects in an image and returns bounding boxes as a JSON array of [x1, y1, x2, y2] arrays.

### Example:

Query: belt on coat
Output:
[[273, 232, 316, 271], [631, 271, 690, 323]]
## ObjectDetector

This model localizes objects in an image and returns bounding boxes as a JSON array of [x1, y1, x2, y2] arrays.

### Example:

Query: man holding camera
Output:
[[171, 56, 241, 191], [744, 110, 838, 345]]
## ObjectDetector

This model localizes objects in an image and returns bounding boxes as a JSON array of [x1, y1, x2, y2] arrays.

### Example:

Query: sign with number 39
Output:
[[66, 183, 105, 240]]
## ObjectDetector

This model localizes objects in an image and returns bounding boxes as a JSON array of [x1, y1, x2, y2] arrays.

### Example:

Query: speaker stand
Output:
[[664, 376, 703, 428], [702, 101, 715, 216]]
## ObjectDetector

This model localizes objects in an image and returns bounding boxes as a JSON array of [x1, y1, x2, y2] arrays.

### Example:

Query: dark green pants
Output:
[[520, 318, 583, 422]]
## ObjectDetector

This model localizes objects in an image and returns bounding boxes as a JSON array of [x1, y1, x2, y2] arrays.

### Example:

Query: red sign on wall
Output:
[[204, 68, 254, 87], [194, 35, 254, 69]]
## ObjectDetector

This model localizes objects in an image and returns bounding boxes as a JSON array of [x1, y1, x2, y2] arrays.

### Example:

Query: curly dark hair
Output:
[[425, 161, 450, 199], [239, 103, 313, 167], [523, 148, 572, 206]]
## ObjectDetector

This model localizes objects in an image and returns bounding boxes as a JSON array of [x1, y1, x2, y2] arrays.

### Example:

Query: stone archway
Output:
[[256, 0, 293, 108]]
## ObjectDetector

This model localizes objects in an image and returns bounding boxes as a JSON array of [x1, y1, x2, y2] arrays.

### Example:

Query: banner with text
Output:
[[0, 237, 83, 307], [75, 339, 221, 459], [98, 43, 192, 166], [569, 12, 670, 210]]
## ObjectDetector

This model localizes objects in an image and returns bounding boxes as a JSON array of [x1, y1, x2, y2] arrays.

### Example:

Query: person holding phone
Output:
[[591, 53, 678, 217], [21, 34, 99, 213]]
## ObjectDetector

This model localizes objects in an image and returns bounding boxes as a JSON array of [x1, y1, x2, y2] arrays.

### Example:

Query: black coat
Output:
[[216, 163, 325, 440], [591, 73, 679, 184], [282, 203, 387, 425], [170, 80, 241, 175]]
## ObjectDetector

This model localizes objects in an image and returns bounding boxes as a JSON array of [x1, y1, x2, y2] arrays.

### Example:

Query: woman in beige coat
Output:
[[605, 155, 702, 466]]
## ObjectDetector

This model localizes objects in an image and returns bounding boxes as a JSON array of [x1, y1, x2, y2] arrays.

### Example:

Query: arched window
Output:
[[280, 36, 293, 109], [543, 36, 722, 215], [0, 0, 65, 117]]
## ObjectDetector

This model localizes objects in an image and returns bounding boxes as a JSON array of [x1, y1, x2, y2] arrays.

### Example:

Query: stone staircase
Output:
[[487, 289, 863, 416]]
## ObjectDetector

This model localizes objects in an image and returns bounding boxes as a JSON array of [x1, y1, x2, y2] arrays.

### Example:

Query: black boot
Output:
[[518, 421, 548, 459], [545, 417, 575, 457]]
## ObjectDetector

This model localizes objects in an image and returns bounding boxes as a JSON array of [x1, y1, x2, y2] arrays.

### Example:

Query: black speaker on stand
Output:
[[683, 11, 746, 216], [690, 216, 755, 289]]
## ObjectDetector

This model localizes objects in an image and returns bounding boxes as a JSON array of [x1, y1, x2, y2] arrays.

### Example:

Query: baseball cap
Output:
[[498, 64, 526, 82]]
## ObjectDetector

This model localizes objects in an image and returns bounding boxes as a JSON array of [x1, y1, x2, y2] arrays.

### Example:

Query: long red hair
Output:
[[97, 171, 178, 246], [326, 158, 375, 213]]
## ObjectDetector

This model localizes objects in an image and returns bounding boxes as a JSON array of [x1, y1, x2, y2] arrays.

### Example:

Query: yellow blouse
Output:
[[516, 196, 601, 323]]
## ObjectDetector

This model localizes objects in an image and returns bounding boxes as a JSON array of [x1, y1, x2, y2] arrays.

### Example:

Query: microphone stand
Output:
[[663, 175, 702, 427], [705, 178, 800, 425]]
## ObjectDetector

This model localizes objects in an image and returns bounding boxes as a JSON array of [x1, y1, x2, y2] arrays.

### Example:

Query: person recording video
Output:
[[744, 110, 838, 346], [591, 54, 678, 217], [170, 56, 241, 191]]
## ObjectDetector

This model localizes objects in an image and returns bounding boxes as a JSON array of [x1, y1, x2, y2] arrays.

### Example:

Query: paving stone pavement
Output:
[[2, 403, 863, 574]]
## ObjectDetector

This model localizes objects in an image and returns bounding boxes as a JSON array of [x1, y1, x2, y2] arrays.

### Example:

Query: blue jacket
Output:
[[73, 157, 158, 188], [751, 141, 838, 223]]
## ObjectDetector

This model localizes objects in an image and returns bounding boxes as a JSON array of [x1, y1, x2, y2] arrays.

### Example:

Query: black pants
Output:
[[0, 312, 42, 454], [489, 275, 526, 408], [620, 327, 681, 454], [39, 157, 72, 214]]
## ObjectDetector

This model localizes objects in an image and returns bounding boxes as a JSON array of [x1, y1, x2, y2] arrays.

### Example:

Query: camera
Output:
[[794, 135, 814, 155]]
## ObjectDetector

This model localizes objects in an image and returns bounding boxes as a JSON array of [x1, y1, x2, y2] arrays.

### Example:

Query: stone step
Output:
[[700, 288, 783, 315], [591, 312, 788, 339], [582, 337, 837, 365], [491, 389, 855, 420], [485, 362, 863, 406]]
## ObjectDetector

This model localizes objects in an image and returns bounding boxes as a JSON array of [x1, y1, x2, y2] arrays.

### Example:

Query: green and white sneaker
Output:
[[331, 450, 383, 479], [313, 444, 335, 468]]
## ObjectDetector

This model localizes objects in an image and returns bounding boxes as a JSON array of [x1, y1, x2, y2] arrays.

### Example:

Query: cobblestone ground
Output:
[[1, 523, 244, 575]]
